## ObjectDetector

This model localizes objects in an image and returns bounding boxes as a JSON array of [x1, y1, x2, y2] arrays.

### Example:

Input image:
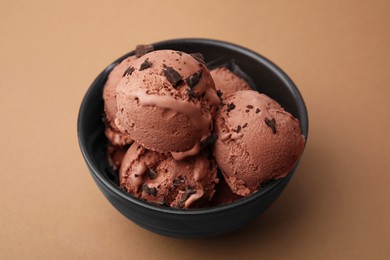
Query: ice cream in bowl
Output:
[[77, 38, 308, 238]]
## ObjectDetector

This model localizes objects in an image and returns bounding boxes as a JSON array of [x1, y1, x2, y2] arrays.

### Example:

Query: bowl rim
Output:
[[77, 37, 308, 216]]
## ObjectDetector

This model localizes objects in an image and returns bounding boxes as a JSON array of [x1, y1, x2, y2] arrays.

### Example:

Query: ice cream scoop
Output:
[[120, 142, 218, 208], [103, 56, 137, 146], [213, 90, 305, 196], [114, 50, 220, 160], [210, 67, 252, 97]]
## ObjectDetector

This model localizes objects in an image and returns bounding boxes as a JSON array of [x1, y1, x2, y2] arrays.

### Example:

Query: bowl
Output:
[[77, 38, 308, 238]]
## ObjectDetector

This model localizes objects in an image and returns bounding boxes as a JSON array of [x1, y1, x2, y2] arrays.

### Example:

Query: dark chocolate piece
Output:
[[185, 70, 202, 88], [201, 133, 218, 148], [265, 118, 277, 134], [242, 123, 248, 128], [123, 66, 135, 77], [163, 66, 183, 87], [142, 184, 158, 196], [187, 87, 197, 99], [178, 187, 197, 208], [176, 51, 183, 56], [139, 58, 152, 71], [147, 168, 157, 180], [226, 103, 236, 112], [216, 89, 223, 98], [256, 108, 260, 113], [149, 187, 157, 196], [190, 53, 205, 64], [135, 44, 154, 58], [236, 125, 242, 133], [173, 177, 185, 187], [246, 105, 253, 109]]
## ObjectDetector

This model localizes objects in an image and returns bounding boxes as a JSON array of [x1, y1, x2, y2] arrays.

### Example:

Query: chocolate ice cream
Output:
[[213, 90, 305, 196], [120, 142, 218, 208], [210, 67, 252, 97], [102, 45, 305, 208], [114, 50, 220, 160]]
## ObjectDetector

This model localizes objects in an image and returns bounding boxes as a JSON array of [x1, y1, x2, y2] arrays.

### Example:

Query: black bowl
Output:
[[77, 38, 308, 238]]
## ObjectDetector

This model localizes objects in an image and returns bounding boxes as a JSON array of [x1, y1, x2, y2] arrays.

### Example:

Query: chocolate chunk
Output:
[[190, 53, 205, 64], [245, 110, 249, 113], [173, 177, 185, 187], [123, 66, 135, 77], [185, 70, 202, 88], [226, 103, 236, 112], [147, 168, 157, 180], [134, 174, 139, 178], [236, 125, 242, 133], [243, 123, 248, 128], [135, 44, 154, 58], [201, 133, 218, 148], [139, 58, 152, 71], [162, 66, 183, 87], [216, 89, 223, 98], [265, 118, 277, 134], [246, 105, 253, 109], [178, 187, 197, 208], [184, 187, 197, 197], [187, 87, 197, 99], [149, 187, 157, 196], [256, 108, 260, 113], [142, 184, 158, 196]]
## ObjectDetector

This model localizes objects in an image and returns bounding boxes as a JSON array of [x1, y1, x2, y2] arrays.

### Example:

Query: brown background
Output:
[[1, 0, 389, 259]]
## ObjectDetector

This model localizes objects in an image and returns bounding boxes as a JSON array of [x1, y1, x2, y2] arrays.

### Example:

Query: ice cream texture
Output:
[[120, 142, 218, 208], [213, 90, 305, 196], [103, 56, 137, 146], [102, 45, 305, 208], [114, 50, 220, 159], [210, 67, 252, 97]]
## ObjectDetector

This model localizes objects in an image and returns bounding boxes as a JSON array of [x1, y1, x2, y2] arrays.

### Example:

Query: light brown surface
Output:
[[1, 0, 389, 259]]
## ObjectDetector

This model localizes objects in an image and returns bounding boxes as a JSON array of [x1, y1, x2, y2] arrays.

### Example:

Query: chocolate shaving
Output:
[[185, 70, 202, 88], [178, 187, 197, 208], [123, 66, 135, 77], [265, 118, 277, 134], [163, 66, 183, 87], [149, 187, 157, 196], [226, 103, 236, 112], [147, 168, 157, 180], [243, 123, 248, 128], [187, 87, 197, 99], [173, 177, 185, 187], [139, 58, 152, 71], [190, 53, 205, 64], [135, 44, 154, 58], [201, 133, 218, 148], [142, 184, 158, 196], [256, 108, 260, 113], [246, 105, 253, 109]]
